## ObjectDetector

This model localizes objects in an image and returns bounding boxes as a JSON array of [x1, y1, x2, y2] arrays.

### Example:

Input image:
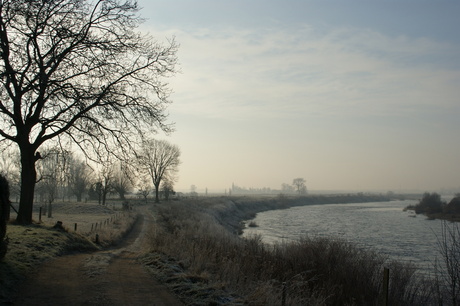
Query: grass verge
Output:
[[145, 197, 438, 305]]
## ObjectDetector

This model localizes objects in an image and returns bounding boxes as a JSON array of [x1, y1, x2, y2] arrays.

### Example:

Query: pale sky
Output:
[[136, 0, 460, 193]]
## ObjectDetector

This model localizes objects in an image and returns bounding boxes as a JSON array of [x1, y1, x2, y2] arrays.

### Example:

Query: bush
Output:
[[435, 221, 460, 305], [415, 192, 445, 215], [444, 195, 460, 214]]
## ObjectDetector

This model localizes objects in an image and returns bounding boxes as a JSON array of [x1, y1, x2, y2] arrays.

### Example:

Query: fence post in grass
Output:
[[95, 234, 99, 244], [383, 267, 389, 306], [74, 223, 77, 232], [39, 207, 42, 222], [281, 282, 287, 306], [91, 223, 94, 231]]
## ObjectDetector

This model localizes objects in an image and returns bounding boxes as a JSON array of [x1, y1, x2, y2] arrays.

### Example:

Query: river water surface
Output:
[[243, 200, 450, 275]]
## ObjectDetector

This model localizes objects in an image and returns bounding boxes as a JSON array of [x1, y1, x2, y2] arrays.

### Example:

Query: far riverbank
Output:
[[211, 193, 394, 234]]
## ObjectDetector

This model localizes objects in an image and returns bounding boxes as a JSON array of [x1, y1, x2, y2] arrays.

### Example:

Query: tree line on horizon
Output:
[[226, 178, 308, 195]]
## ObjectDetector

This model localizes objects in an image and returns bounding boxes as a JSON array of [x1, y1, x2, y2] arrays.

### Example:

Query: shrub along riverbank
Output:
[[405, 192, 460, 222], [144, 195, 440, 305]]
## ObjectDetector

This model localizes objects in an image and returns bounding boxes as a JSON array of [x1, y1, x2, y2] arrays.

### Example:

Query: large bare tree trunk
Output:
[[154, 184, 160, 203], [16, 146, 37, 224]]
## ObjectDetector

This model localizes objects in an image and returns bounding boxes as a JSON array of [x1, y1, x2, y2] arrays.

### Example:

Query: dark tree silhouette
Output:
[[0, 175, 10, 260], [415, 192, 444, 214], [0, 0, 178, 223]]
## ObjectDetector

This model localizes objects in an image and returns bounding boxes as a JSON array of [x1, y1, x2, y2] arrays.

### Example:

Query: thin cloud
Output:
[[148, 24, 460, 121]]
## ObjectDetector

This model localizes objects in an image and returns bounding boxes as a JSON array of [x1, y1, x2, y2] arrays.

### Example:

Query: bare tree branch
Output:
[[0, 0, 178, 223]]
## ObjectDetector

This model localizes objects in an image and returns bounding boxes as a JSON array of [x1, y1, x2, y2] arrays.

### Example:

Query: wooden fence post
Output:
[[281, 282, 287, 306], [383, 267, 389, 306], [74, 223, 77, 231], [39, 207, 42, 222]]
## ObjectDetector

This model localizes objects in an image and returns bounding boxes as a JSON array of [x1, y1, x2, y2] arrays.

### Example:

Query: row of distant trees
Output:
[[0, 138, 180, 207], [228, 178, 308, 195], [282, 178, 308, 194]]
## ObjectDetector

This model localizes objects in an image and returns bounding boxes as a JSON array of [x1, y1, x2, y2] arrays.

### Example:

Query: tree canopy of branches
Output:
[[68, 155, 91, 202], [0, 0, 178, 223], [112, 162, 134, 200], [138, 139, 180, 203], [292, 178, 307, 194]]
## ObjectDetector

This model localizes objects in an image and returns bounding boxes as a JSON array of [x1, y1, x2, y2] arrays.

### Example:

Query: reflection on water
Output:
[[243, 200, 446, 275]]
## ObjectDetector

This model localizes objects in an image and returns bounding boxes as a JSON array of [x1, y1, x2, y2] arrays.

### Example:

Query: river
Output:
[[243, 199, 451, 276]]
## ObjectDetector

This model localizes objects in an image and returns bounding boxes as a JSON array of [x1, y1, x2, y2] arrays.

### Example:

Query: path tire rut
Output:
[[14, 210, 183, 306]]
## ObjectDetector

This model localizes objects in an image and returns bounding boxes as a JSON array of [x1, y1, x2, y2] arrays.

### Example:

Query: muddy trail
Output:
[[13, 210, 183, 306]]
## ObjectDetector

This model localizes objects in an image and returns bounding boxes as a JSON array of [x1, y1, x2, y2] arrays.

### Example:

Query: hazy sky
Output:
[[136, 0, 460, 193]]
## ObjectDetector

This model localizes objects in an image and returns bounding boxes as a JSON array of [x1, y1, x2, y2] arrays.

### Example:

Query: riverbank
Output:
[[207, 193, 393, 234], [145, 196, 439, 305]]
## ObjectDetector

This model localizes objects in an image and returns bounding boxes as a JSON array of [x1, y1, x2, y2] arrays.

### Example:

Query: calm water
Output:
[[243, 200, 450, 275]]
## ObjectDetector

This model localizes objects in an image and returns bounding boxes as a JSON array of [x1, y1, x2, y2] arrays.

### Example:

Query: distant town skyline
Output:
[[137, 0, 460, 194]]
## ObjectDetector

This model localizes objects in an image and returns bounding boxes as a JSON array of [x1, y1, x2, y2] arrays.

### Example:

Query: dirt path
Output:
[[13, 209, 183, 306]]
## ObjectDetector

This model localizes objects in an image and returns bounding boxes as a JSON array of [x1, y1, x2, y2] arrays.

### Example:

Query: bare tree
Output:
[[98, 163, 114, 206], [138, 139, 180, 203], [68, 155, 91, 202], [0, 0, 178, 224], [190, 184, 198, 197], [112, 162, 134, 200], [292, 178, 307, 195], [161, 179, 174, 201], [137, 178, 151, 204], [36, 149, 62, 217], [281, 183, 295, 194]]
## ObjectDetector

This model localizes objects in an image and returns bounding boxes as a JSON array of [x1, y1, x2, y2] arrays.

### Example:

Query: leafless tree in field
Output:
[[0, 0, 178, 223], [138, 139, 180, 203], [137, 177, 152, 204], [35, 149, 63, 217], [112, 162, 134, 200], [292, 178, 307, 194], [68, 155, 91, 202]]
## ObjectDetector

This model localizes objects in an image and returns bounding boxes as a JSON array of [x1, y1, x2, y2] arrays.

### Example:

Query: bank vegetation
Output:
[[144, 196, 454, 305]]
